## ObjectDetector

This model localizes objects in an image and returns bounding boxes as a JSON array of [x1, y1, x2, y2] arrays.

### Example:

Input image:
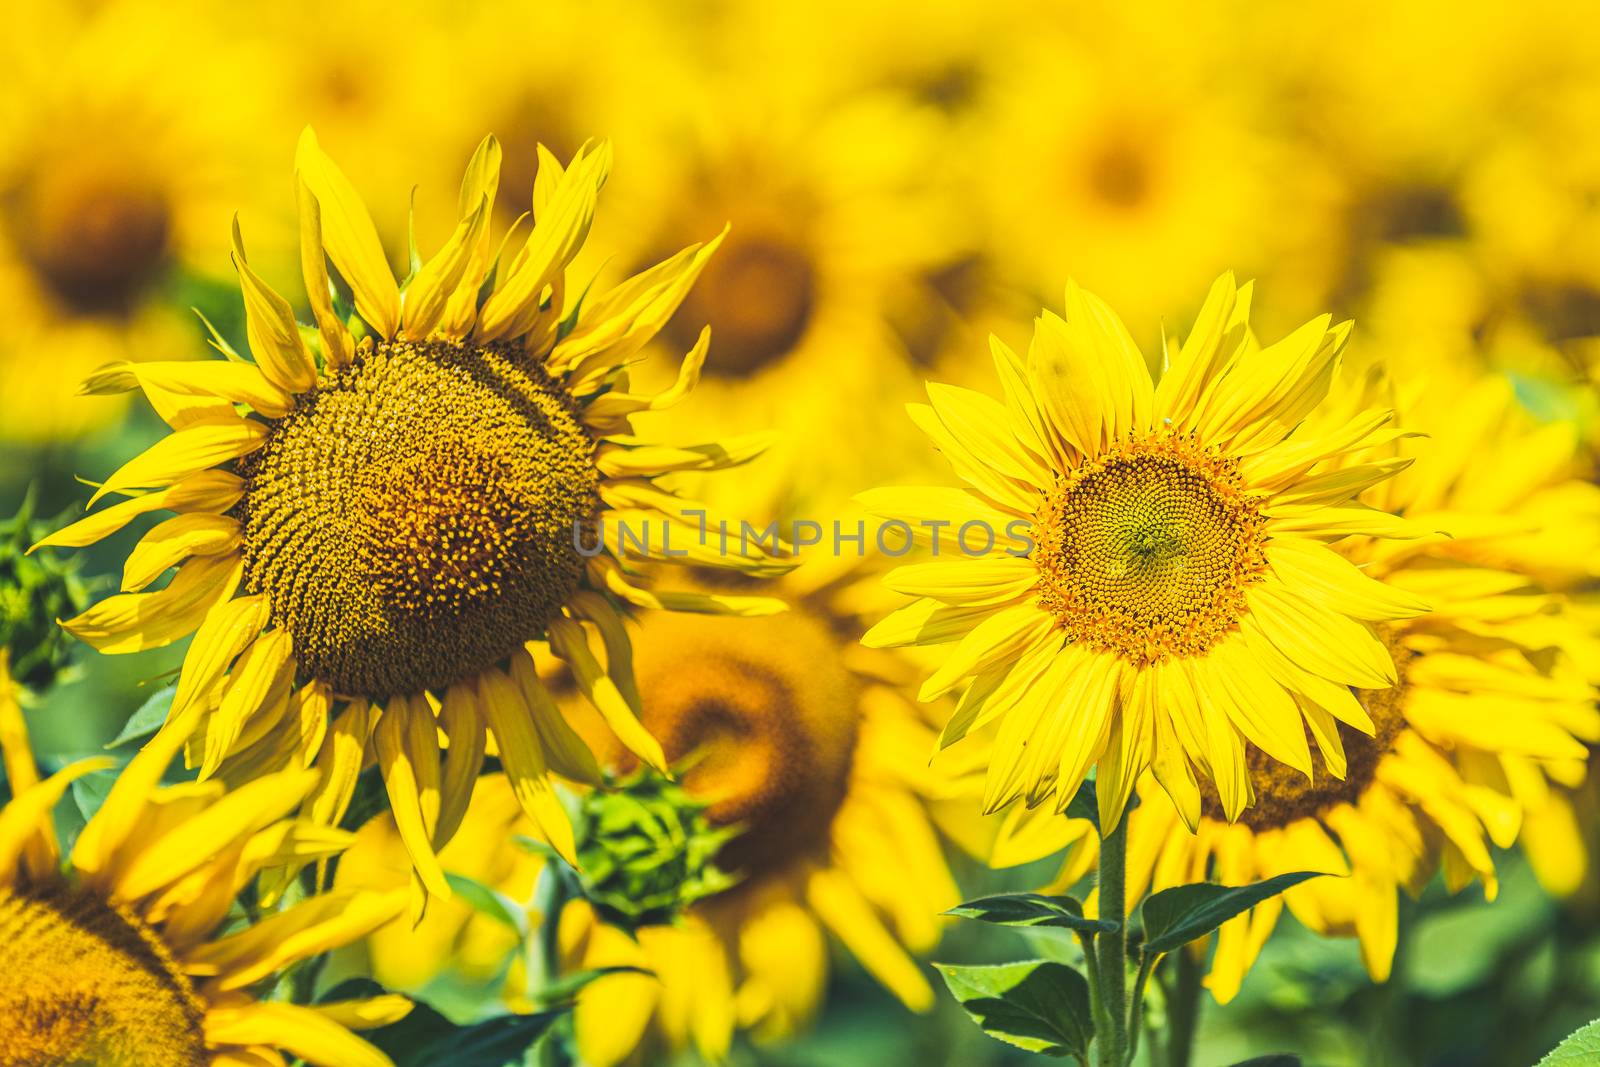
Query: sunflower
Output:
[[38, 131, 790, 901], [861, 274, 1430, 832], [992, 364, 1600, 1001], [0, 0, 263, 442], [598, 48, 964, 516], [0, 650, 411, 1066], [961, 9, 1338, 343], [556, 566, 961, 1066]]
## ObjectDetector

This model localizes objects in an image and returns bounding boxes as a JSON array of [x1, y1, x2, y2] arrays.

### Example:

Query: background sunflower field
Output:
[[2, 1, 1598, 1065]]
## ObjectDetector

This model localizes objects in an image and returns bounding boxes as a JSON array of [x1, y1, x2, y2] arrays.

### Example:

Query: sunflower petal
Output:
[[296, 127, 400, 340]]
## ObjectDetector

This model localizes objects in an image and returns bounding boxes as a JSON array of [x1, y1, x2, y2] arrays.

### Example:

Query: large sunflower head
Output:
[[560, 566, 961, 1065], [40, 130, 791, 902], [0, 652, 410, 1065], [991, 360, 1600, 1003], [861, 274, 1432, 832]]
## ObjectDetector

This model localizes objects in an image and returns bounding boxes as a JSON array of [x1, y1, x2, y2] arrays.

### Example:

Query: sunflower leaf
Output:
[[946, 893, 1117, 934], [1537, 1017, 1600, 1066], [444, 871, 531, 942], [105, 683, 175, 749], [936, 960, 1092, 1059], [1140, 872, 1323, 955], [1064, 780, 1099, 830]]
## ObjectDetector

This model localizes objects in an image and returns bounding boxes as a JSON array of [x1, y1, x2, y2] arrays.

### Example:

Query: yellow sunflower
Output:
[[0, 0, 264, 442], [598, 50, 963, 516], [559, 566, 961, 1066], [861, 274, 1430, 832], [992, 364, 1600, 1001], [962, 8, 1337, 342], [0, 650, 411, 1066], [38, 131, 790, 901]]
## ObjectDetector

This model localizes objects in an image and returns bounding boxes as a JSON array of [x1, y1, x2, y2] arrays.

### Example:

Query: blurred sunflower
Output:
[[39, 132, 790, 901], [605, 53, 963, 515], [561, 566, 961, 1065], [862, 275, 1428, 831], [963, 8, 1333, 342], [0, 653, 410, 1066], [0, 0, 260, 442], [995, 365, 1600, 1001]]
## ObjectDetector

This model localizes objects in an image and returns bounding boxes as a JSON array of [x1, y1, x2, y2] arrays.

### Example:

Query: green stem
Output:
[[1166, 946, 1203, 1067], [1096, 813, 1129, 1067], [1126, 953, 1157, 1066]]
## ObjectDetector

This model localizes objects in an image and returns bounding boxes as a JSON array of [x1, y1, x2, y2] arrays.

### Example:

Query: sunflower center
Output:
[[667, 231, 817, 376], [0, 884, 206, 1067], [237, 339, 600, 699], [1203, 626, 1413, 830], [1032, 433, 1268, 666], [1085, 135, 1154, 210], [12, 158, 171, 315], [624, 609, 860, 880]]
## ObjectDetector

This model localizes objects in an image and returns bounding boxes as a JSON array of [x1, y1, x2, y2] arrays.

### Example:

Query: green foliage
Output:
[[0, 490, 93, 694], [573, 765, 737, 932], [946, 893, 1117, 934], [1537, 1018, 1600, 1066], [352, 986, 565, 1067], [1140, 873, 1323, 955], [937, 960, 1094, 1061], [105, 682, 175, 748], [1228, 1057, 1302, 1066]]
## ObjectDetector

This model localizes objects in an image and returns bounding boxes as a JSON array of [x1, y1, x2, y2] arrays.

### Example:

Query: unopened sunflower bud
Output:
[[574, 767, 738, 932]]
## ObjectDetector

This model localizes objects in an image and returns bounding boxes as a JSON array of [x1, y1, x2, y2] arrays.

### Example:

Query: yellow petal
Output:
[[548, 617, 666, 772], [297, 173, 355, 369], [201, 629, 296, 780], [476, 141, 611, 343], [373, 696, 450, 899], [121, 513, 240, 592], [296, 127, 400, 340], [0, 758, 113, 882], [805, 865, 933, 1011], [89, 419, 268, 507], [62, 553, 242, 654], [112, 768, 315, 902], [31, 471, 242, 553], [204, 1002, 396, 1067], [83, 360, 294, 421], [193, 888, 407, 990], [475, 666, 578, 865], [510, 647, 603, 785], [434, 681, 486, 851], [401, 193, 490, 340], [231, 220, 318, 393]]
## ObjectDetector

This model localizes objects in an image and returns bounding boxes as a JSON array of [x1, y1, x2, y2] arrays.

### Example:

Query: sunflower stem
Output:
[[1166, 945, 1203, 1067], [1095, 812, 1129, 1067]]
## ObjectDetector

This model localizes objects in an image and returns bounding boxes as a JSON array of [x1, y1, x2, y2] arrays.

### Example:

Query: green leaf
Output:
[[105, 683, 175, 749], [1063, 780, 1099, 831], [1141, 872, 1323, 955], [444, 871, 531, 941], [936, 960, 1092, 1059], [364, 996, 567, 1067], [1538, 1018, 1600, 1066], [1229, 1057, 1302, 1067], [70, 765, 124, 824], [946, 893, 1117, 934]]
